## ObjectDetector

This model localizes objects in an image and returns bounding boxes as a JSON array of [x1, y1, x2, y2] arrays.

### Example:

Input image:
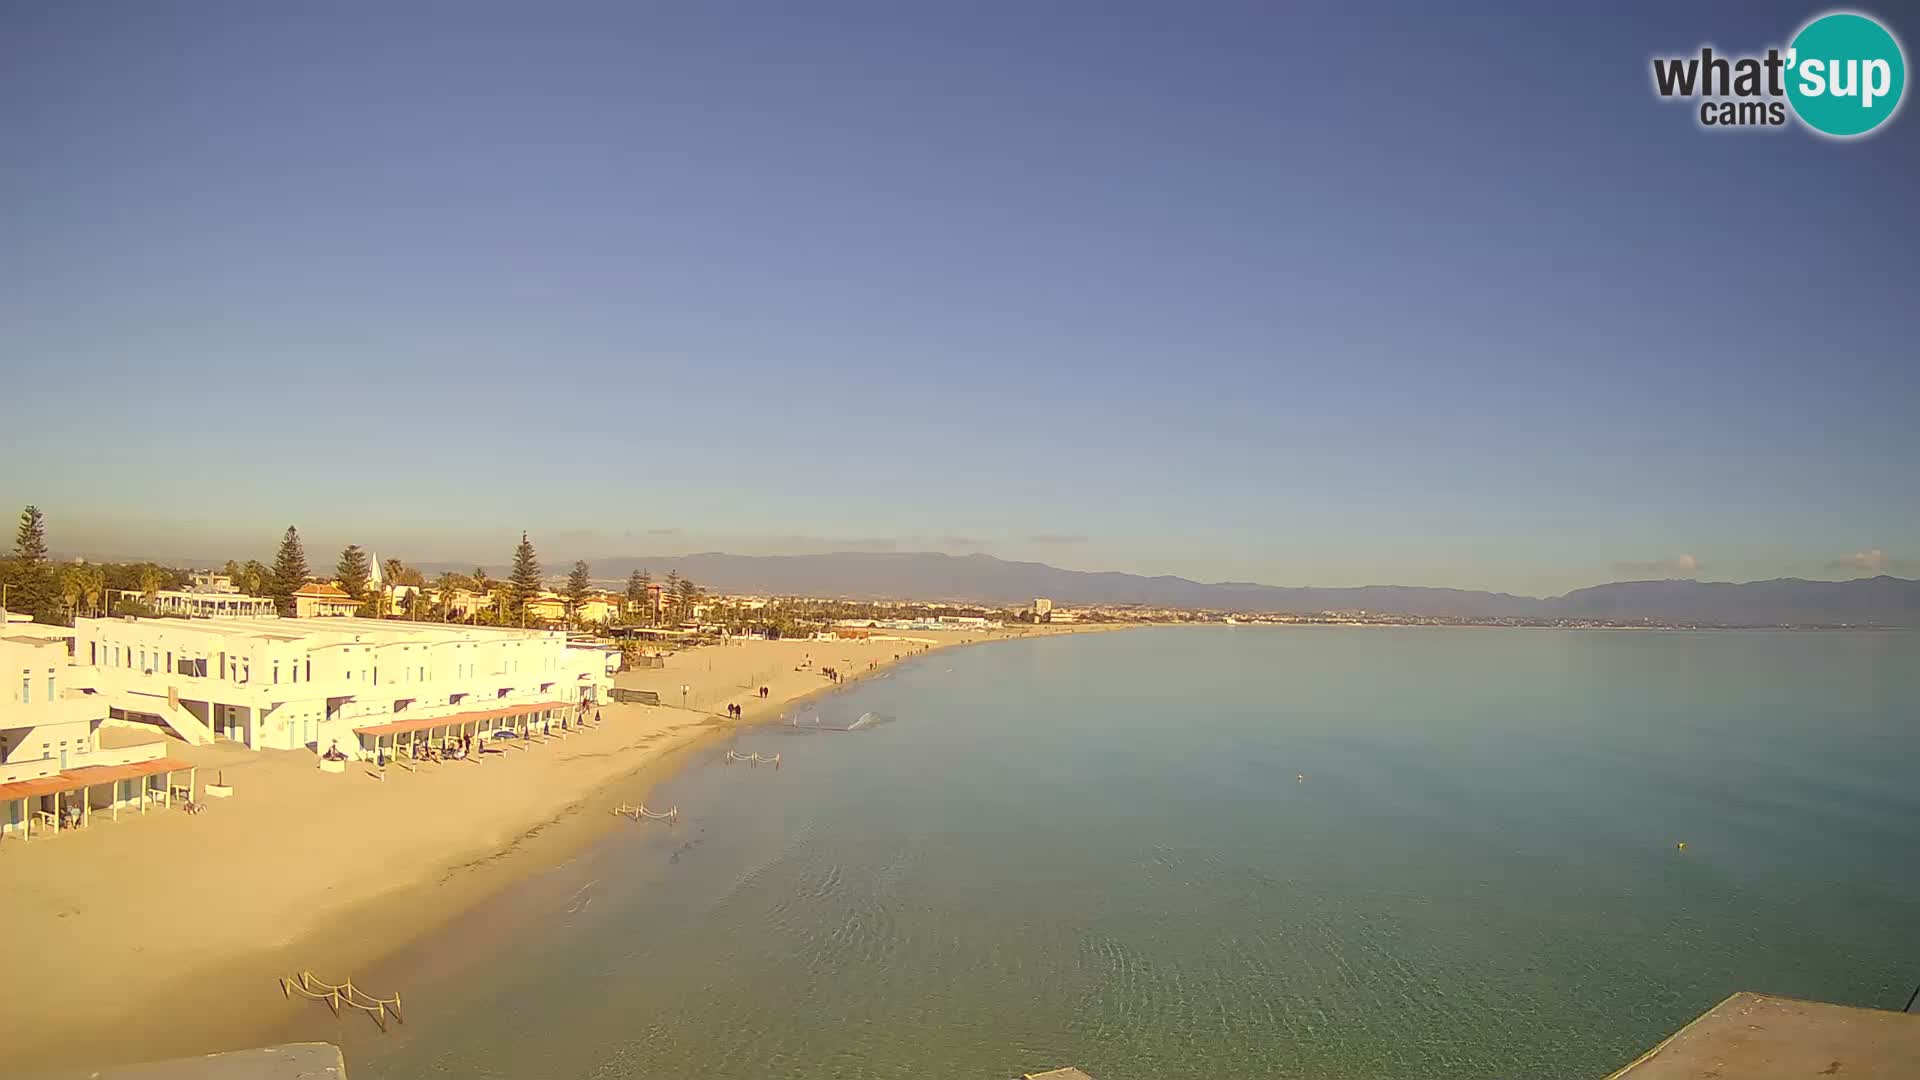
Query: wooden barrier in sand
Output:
[[610, 802, 678, 822], [785, 711, 881, 732], [724, 750, 781, 769], [280, 971, 404, 1032]]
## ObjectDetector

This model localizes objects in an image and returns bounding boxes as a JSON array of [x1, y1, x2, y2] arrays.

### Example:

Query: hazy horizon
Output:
[[4, 1, 1915, 595]]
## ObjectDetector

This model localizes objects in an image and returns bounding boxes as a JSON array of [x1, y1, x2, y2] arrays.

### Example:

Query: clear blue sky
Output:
[[2, 1, 1915, 594]]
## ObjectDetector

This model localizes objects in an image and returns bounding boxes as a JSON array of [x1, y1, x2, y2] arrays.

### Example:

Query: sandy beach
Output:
[[0, 625, 1106, 1074]]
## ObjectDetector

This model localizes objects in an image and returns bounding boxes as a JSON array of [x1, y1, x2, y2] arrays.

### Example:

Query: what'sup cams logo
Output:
[[1652, 9, 1906, 137]]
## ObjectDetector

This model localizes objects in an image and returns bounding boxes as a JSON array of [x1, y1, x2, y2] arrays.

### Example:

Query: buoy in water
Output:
[[1675, 841, 1687, 851], [1296, 773, 1305, 783]]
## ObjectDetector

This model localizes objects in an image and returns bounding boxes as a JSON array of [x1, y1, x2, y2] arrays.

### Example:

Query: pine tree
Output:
[[567, 560, 593, 613], [676, 575, 698, 615], [5, 505, 58, 621], [508, 532, 542, 620], [625, 568, 647, 607], [269, 526, 309, 615], [337, 544, 372, 606], [662, 570, 681, 622], [14, 505, 48, 563]]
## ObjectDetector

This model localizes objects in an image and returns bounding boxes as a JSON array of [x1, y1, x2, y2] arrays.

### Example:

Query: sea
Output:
[[327, 627, 1919, 1080]]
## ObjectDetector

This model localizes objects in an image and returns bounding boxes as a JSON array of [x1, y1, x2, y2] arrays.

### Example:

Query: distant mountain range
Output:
[[420, 551, 1920, 627]]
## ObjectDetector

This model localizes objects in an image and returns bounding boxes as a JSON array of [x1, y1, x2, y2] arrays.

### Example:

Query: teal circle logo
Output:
[[1786, 12, 1906, 137]]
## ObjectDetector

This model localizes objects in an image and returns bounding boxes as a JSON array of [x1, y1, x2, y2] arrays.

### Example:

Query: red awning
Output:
[[354, 700, 570, 739]]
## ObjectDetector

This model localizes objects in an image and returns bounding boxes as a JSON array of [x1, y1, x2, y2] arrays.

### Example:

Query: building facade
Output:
[[292, 582, 361, 618], [70, 616, 614, 757], [115, 585, 277, 619], [523, 594, 567, 623], [2, 632, 173, 838]]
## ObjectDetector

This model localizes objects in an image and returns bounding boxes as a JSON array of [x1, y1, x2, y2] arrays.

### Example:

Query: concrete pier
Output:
[[52, 1042, 347, 1080], [1609, 992, 1920, 1079]]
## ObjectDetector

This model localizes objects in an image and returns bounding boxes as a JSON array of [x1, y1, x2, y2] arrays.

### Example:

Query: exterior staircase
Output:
[[153, 687, 215, 746]]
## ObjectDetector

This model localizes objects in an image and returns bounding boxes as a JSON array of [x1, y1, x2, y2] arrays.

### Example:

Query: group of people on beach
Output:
[[417, 734, 477, 764], [726, 703, 745, 719]]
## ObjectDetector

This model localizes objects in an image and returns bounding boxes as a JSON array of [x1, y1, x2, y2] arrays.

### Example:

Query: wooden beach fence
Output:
[[280, 971, 404, 1032], [610, 802, 679, 822]]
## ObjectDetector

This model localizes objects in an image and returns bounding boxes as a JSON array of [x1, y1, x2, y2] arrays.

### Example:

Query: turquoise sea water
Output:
[[329, 628, 1918, 1079]]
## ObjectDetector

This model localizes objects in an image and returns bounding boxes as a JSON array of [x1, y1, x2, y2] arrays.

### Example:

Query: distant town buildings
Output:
[[833, 616, 1005, 633], [115, 571, 277, 619], [1033, 598, 1053, 619]]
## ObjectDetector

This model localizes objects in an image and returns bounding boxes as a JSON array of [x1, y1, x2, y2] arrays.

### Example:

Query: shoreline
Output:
[[4, 624, 1121, 1074]]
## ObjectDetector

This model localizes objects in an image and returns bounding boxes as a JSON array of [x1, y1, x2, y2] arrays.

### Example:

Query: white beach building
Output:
[[70, 616, 615, 757], [1, 631, 183, 840], [114, 571, 278, 618]]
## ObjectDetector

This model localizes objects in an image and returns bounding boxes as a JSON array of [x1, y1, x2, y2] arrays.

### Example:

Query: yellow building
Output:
[[292, 582, 360, 618], [573, 594, 620, 625], [522, 594, 567, 623]]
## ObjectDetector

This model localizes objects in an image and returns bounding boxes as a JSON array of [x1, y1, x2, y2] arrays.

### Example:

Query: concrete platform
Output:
[[50, 1042, 346, 1080], [1609, 992, 1920, 1079]]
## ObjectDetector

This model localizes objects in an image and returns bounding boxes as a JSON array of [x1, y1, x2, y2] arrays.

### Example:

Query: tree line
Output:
[[0, 505, 708, 631], [0, 506, 192, 622]]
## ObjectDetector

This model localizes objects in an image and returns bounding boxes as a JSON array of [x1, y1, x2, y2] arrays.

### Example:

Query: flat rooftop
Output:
[[78, 615, 567, 646], [1609, 992, 1920, 1079], [97, 725, 167, 749]]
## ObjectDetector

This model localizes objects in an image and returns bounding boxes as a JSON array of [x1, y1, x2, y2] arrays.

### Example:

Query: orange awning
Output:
[[0, 774, 77, 801], [59, 757, 194, 788], [354, 700, 570, 739]]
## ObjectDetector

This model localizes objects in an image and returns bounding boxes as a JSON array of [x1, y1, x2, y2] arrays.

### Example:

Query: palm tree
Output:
[[471, 569, 491, 624], [434, 572, 460, 621], [139, 566, 163, 608], [60, 565, 86, 623], [404, 586, 430, 621], [237, 559, 269, 596], [82, 564, 105, 614]]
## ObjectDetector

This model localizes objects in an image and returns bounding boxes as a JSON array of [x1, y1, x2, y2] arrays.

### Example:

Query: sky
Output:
[[2, 1, 1915, 595]]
